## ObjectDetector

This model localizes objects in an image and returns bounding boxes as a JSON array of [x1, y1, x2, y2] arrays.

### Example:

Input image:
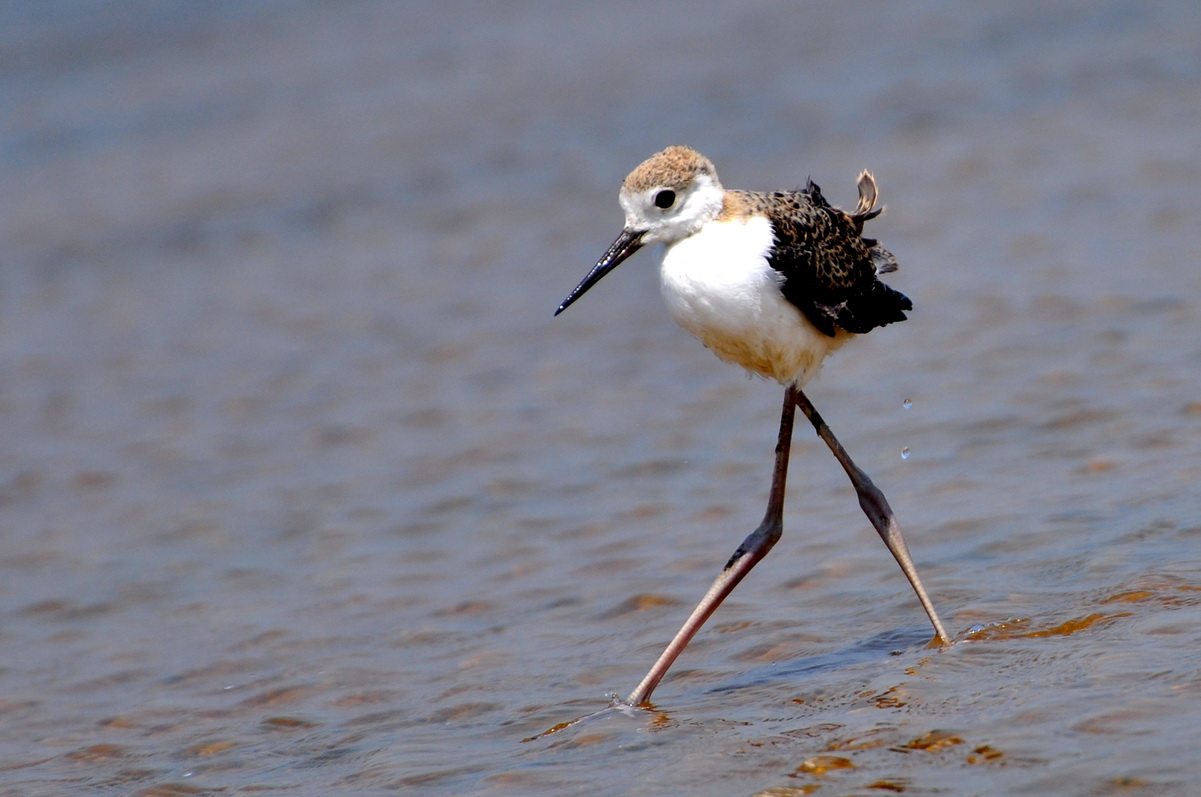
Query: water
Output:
[[2, 2, 1201, 795]]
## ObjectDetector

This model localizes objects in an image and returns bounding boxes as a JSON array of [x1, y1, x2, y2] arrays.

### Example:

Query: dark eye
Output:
[[653, 189, 676, 209]]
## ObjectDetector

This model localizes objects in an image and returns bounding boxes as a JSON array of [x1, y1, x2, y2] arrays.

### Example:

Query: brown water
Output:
[[3, 2, 1201, 794]]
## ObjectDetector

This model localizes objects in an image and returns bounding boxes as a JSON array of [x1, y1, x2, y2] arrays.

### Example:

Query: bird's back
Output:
[[745, 179, 911, 338]]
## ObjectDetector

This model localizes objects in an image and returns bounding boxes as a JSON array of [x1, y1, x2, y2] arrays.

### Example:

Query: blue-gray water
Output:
[[3, 2, 1201, 795]]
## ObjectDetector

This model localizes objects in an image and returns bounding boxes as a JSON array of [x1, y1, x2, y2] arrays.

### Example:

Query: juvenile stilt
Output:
[[556, 146, 949, 705]]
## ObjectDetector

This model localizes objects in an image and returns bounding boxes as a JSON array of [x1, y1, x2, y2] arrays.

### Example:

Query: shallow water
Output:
[[3, 2, 1201, 794]]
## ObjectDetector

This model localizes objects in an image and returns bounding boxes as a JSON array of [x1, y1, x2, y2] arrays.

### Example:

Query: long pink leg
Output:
[[626, 384, 798, 706], [792, 388, 949, 644]]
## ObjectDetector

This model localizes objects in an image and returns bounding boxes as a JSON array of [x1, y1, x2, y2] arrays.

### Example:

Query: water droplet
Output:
[[901, 447, 911, 460], [902, 398, 912, 410]]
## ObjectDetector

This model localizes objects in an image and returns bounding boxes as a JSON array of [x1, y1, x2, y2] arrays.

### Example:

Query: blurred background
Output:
[[2, 2, 1201, 795]]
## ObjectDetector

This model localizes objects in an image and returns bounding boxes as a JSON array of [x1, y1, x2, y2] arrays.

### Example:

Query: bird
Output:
[[555, 146, 949, 706]]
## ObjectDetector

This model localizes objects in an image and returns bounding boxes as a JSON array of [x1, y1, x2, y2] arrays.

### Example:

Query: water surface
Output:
[[2, 2, 1201, 794]]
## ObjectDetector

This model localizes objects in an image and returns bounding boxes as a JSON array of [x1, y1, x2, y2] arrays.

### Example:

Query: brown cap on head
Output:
[[622, 146, 719, 194]]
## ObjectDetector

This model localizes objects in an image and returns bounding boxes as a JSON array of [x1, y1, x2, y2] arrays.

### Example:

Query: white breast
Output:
[[658, 217, 850, 385]]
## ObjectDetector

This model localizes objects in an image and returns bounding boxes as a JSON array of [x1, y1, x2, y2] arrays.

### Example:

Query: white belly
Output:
[[658, 217, 850, 385]]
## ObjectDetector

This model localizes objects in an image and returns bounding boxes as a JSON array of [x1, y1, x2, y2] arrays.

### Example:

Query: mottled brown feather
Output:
[[736, 178, 910, 338]]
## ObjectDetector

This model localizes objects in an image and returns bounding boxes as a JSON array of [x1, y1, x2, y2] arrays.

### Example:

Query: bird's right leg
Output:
[[792, 388, 950, 644], [625, 383, 799, 706]]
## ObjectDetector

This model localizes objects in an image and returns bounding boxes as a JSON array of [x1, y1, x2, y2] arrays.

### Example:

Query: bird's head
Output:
[[556, 146, 724, 316]]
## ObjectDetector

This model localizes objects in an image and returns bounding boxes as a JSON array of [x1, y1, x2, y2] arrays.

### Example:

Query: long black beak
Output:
[[554, 228, 646, 316]]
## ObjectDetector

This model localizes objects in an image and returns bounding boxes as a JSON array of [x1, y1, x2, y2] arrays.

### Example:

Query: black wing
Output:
[[766, 180, 911, 337]]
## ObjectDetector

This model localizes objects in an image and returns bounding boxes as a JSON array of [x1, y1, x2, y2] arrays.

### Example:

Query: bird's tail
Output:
[[852, 170, 898, 274], [852, 170, 881, 222]]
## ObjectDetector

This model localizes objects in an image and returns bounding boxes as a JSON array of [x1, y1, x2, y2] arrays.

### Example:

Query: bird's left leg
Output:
[[625, 383, 799, 706]]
